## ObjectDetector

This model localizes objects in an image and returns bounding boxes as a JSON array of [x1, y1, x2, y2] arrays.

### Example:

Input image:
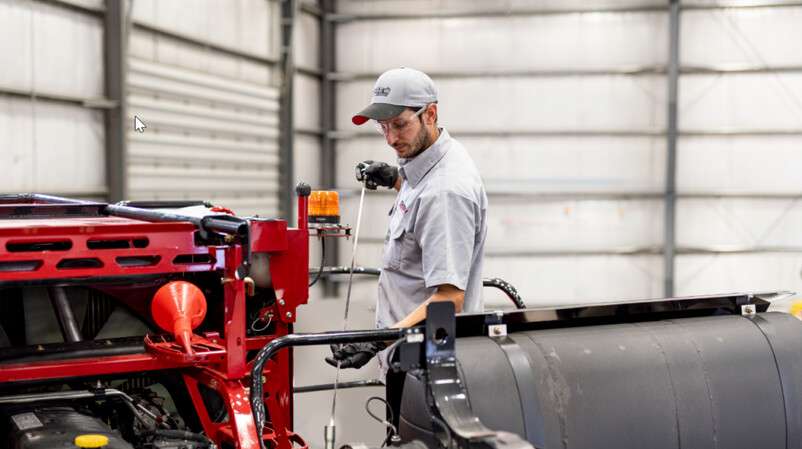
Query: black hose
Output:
[[482, 278, 526, 309], [140, 429, 214, 447], [309, 266, 527, 309], [310, 266, 382, 277], [309, 238, 326, 287]]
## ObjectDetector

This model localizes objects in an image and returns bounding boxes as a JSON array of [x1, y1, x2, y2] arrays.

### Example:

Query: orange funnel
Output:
[[151, 281, 207, 356]]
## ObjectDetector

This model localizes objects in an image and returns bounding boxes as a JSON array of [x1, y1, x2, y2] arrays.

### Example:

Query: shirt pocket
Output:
[[382, 224, 411, 271]]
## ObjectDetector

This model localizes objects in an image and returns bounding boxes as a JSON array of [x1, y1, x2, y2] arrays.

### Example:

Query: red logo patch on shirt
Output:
[[399, 201, 408, 214]]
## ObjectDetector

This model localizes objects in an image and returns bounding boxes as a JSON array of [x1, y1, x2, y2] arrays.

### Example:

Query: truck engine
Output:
[[0, 190, 313, 449]]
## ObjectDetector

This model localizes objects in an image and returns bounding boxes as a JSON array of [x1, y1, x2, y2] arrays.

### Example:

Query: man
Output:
[[326, 66, 488, 368]]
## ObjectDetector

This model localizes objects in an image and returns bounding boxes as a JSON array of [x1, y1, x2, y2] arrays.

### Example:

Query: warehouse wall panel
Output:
[[337, 194, 662, 253], [339, 237, 663, 308], [0, 97, 105, 195], [682, 7, 802, 68], [335, 1, 669, 304], [129, 29, 278, 85], [132, 0, 278, 60], [674, 3, 802, 298], [676, 253, 802, 297], [678, 199, 802, 249], [482, 255, 662, 307], [338, 0, 666, 15], [126, 57, 280, 216], [679, 73, 802, 131], [294, 74, 322, 132], [294, 10, 321, 73], [55, 0, 103, 10], [0, 1, 103, 98], [678, 136, 802, 194], [294, 134, 322, 191], [0, 0, 104, 197], [338, 12, 667, 74], [338, 75, 666, 132], [125, 0, 284, 216], [337, 135, 666, 193], [334, 191, 663, 310]]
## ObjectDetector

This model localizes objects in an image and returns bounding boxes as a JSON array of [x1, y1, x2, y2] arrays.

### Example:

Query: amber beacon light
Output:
[[309, 190, 340, 224]]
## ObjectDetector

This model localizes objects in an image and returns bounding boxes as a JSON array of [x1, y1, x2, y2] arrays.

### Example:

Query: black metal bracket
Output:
[[423, 301, 535, 449]]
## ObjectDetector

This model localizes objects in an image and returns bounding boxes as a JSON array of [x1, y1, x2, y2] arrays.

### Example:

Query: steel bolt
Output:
[[278, 299, 285, 306], [285, 311, 292, 319]]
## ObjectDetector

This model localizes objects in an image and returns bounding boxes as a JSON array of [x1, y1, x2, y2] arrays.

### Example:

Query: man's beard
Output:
[[402, 122, 434, 159]]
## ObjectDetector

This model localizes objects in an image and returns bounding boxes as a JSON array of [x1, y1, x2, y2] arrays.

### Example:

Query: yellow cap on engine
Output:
[[790, 300, 802, 319], [74, 434, 109, 448]]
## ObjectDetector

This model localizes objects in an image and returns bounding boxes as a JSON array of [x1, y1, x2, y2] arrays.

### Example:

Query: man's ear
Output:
[[425, 103, 438, 126]]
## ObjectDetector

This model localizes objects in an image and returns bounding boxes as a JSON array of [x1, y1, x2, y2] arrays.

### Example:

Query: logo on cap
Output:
[[373, 86, 391, 97]]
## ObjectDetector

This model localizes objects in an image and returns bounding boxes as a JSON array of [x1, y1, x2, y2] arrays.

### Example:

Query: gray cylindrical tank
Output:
[[400, 312, 802, 449]]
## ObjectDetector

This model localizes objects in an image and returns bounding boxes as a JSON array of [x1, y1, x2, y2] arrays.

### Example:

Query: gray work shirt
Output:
[[376, 128, 488, 334]]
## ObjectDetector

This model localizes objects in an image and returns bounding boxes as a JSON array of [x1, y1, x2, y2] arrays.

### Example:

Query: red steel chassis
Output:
[[0, 193, 312, 449]]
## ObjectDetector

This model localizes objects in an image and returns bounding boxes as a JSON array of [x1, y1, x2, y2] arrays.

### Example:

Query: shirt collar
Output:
[[398, 128, 450, 188]]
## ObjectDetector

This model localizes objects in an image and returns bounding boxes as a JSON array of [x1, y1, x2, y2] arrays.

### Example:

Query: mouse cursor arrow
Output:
[[134, 115, 146, 133]]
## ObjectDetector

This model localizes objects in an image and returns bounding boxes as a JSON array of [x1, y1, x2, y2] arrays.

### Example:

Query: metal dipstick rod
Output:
[[327, 185, 368, 449]]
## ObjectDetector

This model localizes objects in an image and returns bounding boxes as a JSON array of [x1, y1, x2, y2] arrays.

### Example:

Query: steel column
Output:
[[279, 0, 296, 220], [320, 0, 339, 297], [664, 0, 681, 298], [104, 0, 128, 202]]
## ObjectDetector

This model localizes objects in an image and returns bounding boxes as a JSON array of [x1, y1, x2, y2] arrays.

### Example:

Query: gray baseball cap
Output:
[[352, 67, 438, 125]]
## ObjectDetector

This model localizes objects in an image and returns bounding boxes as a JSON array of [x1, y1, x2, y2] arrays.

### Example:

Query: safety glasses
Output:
[[374, 105, 428, 136]]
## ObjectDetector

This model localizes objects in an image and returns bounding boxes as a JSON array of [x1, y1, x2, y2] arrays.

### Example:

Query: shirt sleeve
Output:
[[413, 191, 478, 290]]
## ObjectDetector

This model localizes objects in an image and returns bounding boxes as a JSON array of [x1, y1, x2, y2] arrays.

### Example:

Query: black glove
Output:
[[325, 341, 387, 369], [355, 160, 399, 190]]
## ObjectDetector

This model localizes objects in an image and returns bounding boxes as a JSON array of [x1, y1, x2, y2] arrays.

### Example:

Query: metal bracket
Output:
[[424, 302, 535, 449], [488, 324, 508, 338], [741, 304, 757, 317]]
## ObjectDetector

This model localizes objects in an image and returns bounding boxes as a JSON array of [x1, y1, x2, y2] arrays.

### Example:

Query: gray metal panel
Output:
[[0, 97, 105, 196], [676, 253, 802, 297], [0, 1, 104, 98], [130, 0, 278, 61], [126, 53, 280, 216]]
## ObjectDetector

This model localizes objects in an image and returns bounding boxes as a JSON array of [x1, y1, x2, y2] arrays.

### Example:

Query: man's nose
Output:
[[385, 130, 398, 146]]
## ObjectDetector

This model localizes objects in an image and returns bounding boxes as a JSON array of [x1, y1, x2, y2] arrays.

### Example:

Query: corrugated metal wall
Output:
[[0, 0, 106, 198], [128, 0, 282, 216], [333, 0, 802, 309], [335, 0, 669, 309], [676, 3, 802, 296]]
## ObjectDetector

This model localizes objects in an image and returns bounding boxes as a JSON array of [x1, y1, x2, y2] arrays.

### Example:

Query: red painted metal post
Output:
[[297, 189, 309, 230], [223, 245, 247, 379]]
